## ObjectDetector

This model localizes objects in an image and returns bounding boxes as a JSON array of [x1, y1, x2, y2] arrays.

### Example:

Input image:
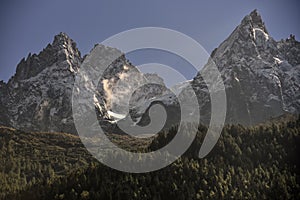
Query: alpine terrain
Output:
[[1, 10, 299, 133]]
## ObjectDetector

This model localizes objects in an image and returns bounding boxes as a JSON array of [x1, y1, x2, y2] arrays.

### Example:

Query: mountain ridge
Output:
[[186, 9, 300, 125], [0, 10, 299, 133]]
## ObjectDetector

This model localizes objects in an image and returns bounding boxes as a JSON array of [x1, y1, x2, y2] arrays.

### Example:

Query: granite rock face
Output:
[[188, 10, 300, 125], [0, 33, 128, 133], [0, 33, 82, 133], [135, 10, 300, 126], [0, 33, 169, 134], [0, 10, 299, 133]]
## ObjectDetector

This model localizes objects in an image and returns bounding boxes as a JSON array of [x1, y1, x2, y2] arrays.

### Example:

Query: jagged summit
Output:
[[1, 33, 83, 132], [52, 32, 79, 52], [0, 10, 299, 133], [239, 9, 268, 34], [12, 33, 81, 81], [209, 10, 270, 62], [189, 9, 300, 125], [53, 32, 71, 44], [134, 10, 299, 127], [0, 31, 169, 133], [249, 9, 268, 33]]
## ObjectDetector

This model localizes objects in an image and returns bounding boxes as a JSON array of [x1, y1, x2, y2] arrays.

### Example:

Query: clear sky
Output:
[[1, 0, 299, 84]]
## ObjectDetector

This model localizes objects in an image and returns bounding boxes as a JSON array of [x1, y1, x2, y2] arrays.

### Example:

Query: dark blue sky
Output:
[[1, 0, 299, 83]]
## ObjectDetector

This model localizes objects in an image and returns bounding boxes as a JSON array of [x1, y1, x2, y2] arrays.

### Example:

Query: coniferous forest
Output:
[[1, 116, 299, 200]]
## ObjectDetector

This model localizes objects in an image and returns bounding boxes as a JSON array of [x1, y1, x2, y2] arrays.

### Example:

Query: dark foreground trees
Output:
[[2, 116, 300, 199]]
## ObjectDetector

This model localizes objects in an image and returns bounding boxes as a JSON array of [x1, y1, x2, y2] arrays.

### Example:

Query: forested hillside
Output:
[[0, 127, 151, 199], [2, 116, 299, 200]]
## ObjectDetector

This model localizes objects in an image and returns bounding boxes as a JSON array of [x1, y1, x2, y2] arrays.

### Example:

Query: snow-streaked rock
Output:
[[0, 33, 170, 134], [187, 9, 300, 125], [0, 9, 299, 133], [136, 10, 300, 126]]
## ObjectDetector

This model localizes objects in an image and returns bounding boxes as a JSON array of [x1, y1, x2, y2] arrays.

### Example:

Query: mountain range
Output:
[[0, 9, 299, 134]]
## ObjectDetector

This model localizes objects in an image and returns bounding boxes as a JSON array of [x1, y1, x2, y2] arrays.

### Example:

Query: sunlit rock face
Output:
[[187, 10, 300, 125], [0, 33, 102, 133], [0, 10, 299, 134], [0, 33, 170, 134], [0, 33, 82, 133], [138, 10, 300, 126]]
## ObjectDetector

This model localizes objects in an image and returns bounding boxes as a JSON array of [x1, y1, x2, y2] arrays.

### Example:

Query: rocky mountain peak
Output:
[[12, 33, 81, 82], [249, 9, 268, 33], [0, 32, 170, 133], [52, 32, 78, 52], [208, 10, 274, 65], [1, 10, 299, 133], [53, 32, 70, 43], [240, 9, 268, 35], [0, 33, 83, 133], [188, 10, 300, 126]]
